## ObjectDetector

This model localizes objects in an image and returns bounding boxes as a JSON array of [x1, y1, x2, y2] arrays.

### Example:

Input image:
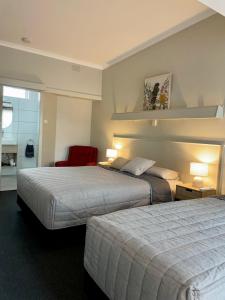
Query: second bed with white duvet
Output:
[[17, 166, 174, 229], [84, 197, 225, 300]]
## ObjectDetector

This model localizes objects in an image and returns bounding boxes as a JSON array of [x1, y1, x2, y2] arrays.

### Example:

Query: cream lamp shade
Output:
[[190, 162, 208, 188], [106, 149, 118, 161], [114, 143, 122, 150], [190, 162, 208, 176]]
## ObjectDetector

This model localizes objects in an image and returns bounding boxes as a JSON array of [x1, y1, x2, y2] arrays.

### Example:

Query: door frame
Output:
[[0, 85, 3, 178], [0, 84, 42, 173]]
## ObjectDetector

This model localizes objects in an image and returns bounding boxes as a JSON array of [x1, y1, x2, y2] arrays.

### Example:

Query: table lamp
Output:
[[190, 162, 208, 188], [106, 149, 118, 162]]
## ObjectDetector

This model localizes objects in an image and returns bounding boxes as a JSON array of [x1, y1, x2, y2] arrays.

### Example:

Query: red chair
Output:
[[55, 146, 98, 167]]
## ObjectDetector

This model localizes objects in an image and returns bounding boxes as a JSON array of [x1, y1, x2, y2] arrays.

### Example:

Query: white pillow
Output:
[[146, 166, 178, 180], [111, 157, 129, 170], [121, 157, 155, 176]]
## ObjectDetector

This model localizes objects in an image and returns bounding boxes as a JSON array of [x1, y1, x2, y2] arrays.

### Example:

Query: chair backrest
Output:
[[68, 146, 98, 166]]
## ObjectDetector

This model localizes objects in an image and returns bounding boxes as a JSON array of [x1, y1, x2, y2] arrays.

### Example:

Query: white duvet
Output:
[[84, 198, 225, 300], [17, 166, 150, 229]]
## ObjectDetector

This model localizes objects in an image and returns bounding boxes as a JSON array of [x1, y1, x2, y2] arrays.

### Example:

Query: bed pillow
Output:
[[111, 157, 129, 170], [121, 157, 155, 176], [146, 166, 178, 180]]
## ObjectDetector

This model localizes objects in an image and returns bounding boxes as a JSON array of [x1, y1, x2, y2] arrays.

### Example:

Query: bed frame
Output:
[[17, 194, 30, 213], [84, 271, 108, 299], [17, 194, 86, 234]]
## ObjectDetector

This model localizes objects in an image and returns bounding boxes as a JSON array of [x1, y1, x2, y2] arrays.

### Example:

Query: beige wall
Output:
[[54, 96, 92, 161], [39, 93, 57, 166], [40, 93, 92, 166], [91, 14, 225, 159], [0, 46, 102, 100]]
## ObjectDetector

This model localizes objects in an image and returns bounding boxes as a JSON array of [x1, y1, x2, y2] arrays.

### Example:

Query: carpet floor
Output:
[[0, 191, 108, 300]]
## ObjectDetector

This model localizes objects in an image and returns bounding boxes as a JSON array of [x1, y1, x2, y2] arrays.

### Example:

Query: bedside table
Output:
[[175, 184, 216, 200], [98, 161, 111, 167]]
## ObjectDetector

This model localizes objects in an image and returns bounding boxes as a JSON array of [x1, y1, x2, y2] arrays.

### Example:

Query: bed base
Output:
[[17, 194, 108, 297], [84, 271, 108, 300], [17, 193, 86, 235], [17, 194, 31, 212]]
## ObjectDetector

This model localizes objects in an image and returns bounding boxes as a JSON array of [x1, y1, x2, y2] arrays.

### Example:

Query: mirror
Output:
[[2, 102, 13, 129]]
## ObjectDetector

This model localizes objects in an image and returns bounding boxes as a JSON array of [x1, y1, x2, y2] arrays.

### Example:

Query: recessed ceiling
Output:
[[0, 0, 214, 69]]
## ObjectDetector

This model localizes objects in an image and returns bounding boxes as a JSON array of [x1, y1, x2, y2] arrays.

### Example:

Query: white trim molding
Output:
[[198, 0, 225, 17], [0, 76, 102, 101], [46, 87, 102, 101], [104, 9, 215, 68], [0, 76, 45, 91], [0, 40, 103, 70]]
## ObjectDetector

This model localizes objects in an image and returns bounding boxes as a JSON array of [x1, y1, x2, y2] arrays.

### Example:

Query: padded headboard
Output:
[[113, 135, 225, 192]]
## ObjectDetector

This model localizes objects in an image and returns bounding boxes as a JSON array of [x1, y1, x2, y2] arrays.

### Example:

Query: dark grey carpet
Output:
[[0, 191, 107, 300]]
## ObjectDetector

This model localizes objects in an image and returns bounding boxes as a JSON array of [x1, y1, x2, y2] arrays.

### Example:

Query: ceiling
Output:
[[0, 0, 214, 69]]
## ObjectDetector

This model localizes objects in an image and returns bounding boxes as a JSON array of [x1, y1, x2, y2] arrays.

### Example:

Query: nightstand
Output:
[[98, 161, 111, 167], [175, 184, 216, 200]]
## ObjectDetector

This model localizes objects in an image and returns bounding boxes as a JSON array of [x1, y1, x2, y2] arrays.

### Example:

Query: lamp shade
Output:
[[190, 162, 208, 177], [106, 149, 118, 159]]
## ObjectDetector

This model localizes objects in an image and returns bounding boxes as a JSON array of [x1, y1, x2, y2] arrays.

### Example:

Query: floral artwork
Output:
[[143, 73, 172, 111]]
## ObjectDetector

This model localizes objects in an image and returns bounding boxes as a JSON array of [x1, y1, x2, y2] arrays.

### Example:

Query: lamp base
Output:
[[192, 176, 204, 188]]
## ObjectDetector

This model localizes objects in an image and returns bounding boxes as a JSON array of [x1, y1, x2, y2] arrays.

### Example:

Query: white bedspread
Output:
[[84, 198, 225, 300], [17, 166, 150, 229]]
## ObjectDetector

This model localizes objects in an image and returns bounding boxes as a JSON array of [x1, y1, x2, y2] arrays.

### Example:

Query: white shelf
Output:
[[112, 105, 224, 121]]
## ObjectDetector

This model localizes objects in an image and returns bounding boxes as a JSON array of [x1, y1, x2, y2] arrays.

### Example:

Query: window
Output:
[[3, 86, 28, 99], [2, 102, 13, 129]]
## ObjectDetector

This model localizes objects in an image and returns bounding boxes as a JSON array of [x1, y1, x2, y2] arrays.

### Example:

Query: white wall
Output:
[[2, 90, 40, 170], [39, 92, 57, 167], [91, 14, 225, 192], [0, 46, 97, 167], [54, 96, 92, 161], [91, 14, 225, 159], [0, 46, 102, 100]]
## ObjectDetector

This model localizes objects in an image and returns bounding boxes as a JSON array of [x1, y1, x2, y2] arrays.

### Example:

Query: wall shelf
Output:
[[112, 105, 224, 121]]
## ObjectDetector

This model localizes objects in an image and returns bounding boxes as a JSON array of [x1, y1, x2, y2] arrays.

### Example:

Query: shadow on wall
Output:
[[111, 72, 189, 114]]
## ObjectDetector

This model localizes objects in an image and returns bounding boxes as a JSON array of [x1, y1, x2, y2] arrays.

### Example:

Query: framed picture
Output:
[[143, 73, 172, 111]]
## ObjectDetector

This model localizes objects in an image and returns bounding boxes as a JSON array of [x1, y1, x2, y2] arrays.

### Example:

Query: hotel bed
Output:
[[84, 197, 225, 300], [17, 166, 177, 230]]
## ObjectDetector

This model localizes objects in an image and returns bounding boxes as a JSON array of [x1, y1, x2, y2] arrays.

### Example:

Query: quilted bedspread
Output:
[[84, 198, 225, 300], [17, 166, 150, 229]]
